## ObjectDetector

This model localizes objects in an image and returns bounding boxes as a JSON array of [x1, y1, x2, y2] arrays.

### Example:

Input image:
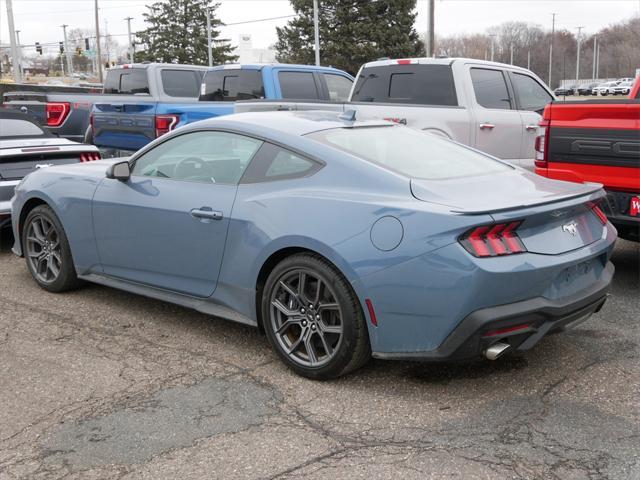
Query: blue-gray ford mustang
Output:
[[11, 110, 616, 379]]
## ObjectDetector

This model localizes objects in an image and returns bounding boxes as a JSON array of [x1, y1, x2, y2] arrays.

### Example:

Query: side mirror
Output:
[[106, 161, 131, 181]]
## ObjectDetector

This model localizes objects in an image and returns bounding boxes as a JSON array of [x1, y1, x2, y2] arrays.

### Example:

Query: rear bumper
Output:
[[373, 260, 614, 361]]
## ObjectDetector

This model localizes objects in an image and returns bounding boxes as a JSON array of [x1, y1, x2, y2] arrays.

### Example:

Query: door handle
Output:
[[190, 208, 223, 220], [479, 123, 495, 130], [525, 124, 538, 132]]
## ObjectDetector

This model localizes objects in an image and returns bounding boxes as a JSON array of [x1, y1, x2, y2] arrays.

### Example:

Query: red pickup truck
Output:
[[535, 79, 640, 241]]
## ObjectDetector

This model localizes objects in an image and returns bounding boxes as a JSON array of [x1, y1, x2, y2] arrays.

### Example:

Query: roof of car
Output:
[[206, 63, 349, 74], [184, 110, 390, 137]]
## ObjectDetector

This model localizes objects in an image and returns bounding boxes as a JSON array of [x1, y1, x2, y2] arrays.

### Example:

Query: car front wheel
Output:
[[22, 205, 83, 293], [262, 253, 371, 380]]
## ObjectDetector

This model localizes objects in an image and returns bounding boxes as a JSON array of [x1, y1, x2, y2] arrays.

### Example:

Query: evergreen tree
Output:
[[135, 0, 237, 65], [275, 0, 424, 74]]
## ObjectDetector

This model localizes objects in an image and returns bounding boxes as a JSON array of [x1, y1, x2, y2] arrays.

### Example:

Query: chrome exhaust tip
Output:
[[484, 342, 511, 361]]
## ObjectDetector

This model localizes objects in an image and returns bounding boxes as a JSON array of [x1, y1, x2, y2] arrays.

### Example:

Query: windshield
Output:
[[307, 125, 511, 180]]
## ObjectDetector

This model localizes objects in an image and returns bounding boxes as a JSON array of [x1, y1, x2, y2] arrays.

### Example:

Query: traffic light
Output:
[[84, 38, 90, 50], [59, 42, 64, 54], [35, 42, 42, 55]]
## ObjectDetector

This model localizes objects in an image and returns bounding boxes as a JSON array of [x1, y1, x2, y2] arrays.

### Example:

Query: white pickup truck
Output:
[[235, 58, 556, 170]]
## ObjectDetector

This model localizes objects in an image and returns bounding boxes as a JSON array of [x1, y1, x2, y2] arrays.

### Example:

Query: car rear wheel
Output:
[[262, 253, 371, 380], [23, 205, 83, 293]]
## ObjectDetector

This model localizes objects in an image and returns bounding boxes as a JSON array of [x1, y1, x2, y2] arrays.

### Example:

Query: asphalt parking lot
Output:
[[0, 228, 638, 480]]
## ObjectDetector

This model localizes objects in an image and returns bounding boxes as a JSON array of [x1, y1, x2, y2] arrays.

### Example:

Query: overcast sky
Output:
[[2, 0, 639, 54]]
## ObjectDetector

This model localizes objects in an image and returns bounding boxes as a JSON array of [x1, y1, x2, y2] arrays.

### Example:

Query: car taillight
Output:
[[46, 102, 70, 127], [459, 221, 527, 258], [79, 151, 101, 162], [534, 118, 550, 169], [155, 114, 179, 138]]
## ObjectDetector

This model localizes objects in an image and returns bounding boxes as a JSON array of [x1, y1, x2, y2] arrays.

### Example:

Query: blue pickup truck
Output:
[[92, 63, 354, 152]]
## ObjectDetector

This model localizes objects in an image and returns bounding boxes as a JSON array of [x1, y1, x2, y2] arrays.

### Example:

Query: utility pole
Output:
[[548, 13, 555, 87], [489, 34, 497, 62], [427, 0, 435, 57], [595, 42, 600, 79], [94, 0, 103, 83], [61, 24, 73, 76], [313, 0, 320, 65], [125, 17, 134, 62], [592, 36, 597, 80], [575, 26, 584, 85], [5, 0, 22, 83], [527, 49, 531, 70], [206, 9, 212, 66], [15, 29, 23, 79], [510, 43, 514, 65]]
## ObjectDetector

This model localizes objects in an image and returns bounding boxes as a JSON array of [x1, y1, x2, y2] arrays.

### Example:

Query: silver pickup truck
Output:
[[236, 57, 556, 170]]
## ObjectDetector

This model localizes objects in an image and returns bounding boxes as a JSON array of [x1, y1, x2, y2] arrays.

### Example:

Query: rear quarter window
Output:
[[351, 64, 458, 106]]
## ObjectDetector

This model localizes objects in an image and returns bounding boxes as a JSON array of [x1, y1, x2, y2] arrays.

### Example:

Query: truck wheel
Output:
[[84, 125, 94, 145]]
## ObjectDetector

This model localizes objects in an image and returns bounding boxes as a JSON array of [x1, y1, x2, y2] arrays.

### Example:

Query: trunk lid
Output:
[[411, 169, 607, 254], [0, 138, 98, 180]]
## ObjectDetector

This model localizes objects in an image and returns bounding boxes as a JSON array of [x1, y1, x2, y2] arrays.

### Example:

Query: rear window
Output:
[[351, 64, 458, 106], [161, 69, 203, 97], [200, 69, 265, 101], [103, 68, 149, 95], [308, 126, 510, 180], [278, 71, 320, 100], [0, 118, 46, 137]]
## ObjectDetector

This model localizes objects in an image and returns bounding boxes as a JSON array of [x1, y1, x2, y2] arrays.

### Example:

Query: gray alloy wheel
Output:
[[269, 268, 344, 368], [25, 214, 63, 284]]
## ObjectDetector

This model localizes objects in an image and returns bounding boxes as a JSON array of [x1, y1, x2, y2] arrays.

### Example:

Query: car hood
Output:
[[410, 168, 602, 214]]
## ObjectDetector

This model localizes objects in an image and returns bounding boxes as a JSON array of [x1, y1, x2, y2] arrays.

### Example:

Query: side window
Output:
[[512, 73, 553, 112], [118, 69, 150, 95], [242, 143, 322, 183], [470, 68, 512, 110], [322, 73, 353, 101], [278, 71, 320, 100], [161, 69, 203, 98], [132, 131, 263, 184], [199, 70, 264, 101]]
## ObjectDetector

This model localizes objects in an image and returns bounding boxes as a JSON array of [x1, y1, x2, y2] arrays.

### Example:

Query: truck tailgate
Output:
[[93, 101, 158, 151]]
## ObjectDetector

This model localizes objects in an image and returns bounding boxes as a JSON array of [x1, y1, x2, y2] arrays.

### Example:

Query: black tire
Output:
[[22, 205, 83, 293], [261, 253, 371, 380], [83, 125, 94, 145]]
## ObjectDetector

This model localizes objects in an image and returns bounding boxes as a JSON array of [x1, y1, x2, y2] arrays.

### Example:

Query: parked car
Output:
[[577, 82, 598, 96], [3, 63, 208, 144], [554, 84, 577, 96], [610, 81, 633, 95], [535, 78, 640, 241], [0, 110, 100, 226], [593, 81, 619, 96], [90, 63, 354, 152], [236, 58, 556, 170], [11, 110, 615, 379]]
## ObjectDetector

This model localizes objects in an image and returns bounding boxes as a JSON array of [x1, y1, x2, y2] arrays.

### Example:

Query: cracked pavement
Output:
[[1, 229, 638, 480]]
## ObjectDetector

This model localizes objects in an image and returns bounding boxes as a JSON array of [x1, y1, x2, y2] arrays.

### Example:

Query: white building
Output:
[[236, 34, 276, 64]]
